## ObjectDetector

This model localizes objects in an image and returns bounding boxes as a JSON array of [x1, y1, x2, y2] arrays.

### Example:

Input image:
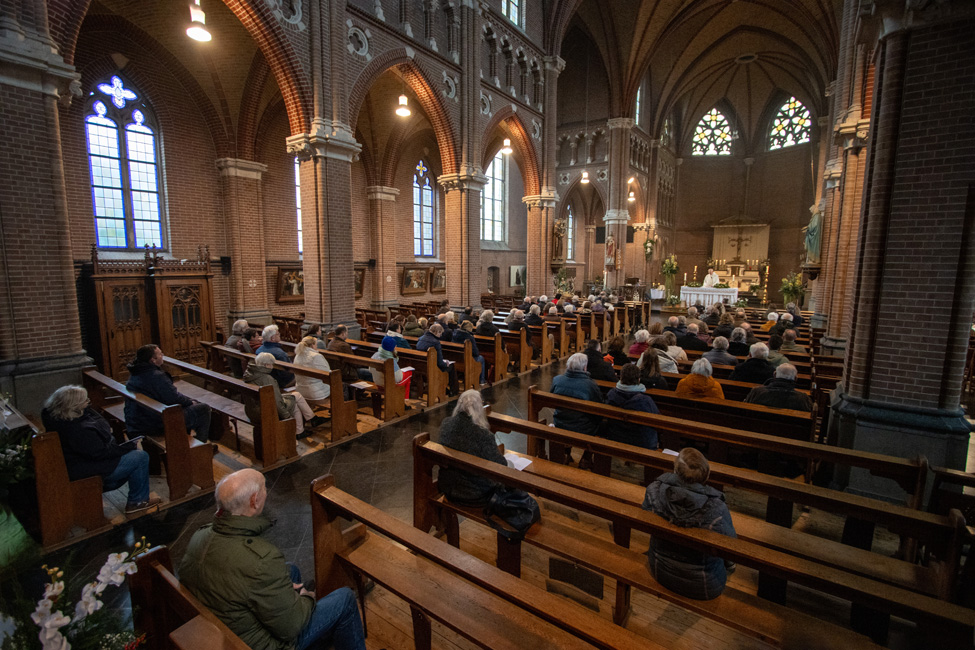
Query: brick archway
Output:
[[481, 108, 542, 196]]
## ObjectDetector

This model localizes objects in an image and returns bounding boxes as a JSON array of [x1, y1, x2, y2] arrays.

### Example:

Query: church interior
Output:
[[2, 0, 975, 647]]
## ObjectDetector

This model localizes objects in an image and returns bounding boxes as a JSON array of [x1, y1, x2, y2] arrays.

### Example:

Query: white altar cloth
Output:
[[679, 286, 739, 306]]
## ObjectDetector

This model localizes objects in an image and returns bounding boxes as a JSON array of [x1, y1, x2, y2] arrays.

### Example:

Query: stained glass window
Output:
[[85, 76, 164, 248], [413, 160, 435, 257], [481, 150, 505, 242], [566, 205, 575, 261], [295, 159, 303, 254], [769, 97, 812, 150], [691, 108, 733, 156], [502, 0, 521, 27]]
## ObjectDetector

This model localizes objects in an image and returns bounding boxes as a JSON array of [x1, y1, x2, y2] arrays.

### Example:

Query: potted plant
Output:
[[660, 255, 679, 301], [780, 271, 805, 306]]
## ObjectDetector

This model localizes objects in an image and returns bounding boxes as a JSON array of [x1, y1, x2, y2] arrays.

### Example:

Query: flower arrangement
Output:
[[1, 394, 33, 501], [665, 295, 681, 306], [660, 255, 679, 277], [685, 281, 703, 288], [643, 234, 656, 261], [780, 271, 805, 303], [713, 283, 730, 289], [553, 266, 574, 294], [0, 540, 151, 650], [735, 299, 748, 308]]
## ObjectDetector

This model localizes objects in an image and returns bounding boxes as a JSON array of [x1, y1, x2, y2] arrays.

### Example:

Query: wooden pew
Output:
[[201, 342, 360, 442], [362, 331, 481, 391], [31, 430, 112, 548], [347, 339, 448, 406], [84, 368, 216, 500], [413, 437, 975, 647], [524, 324, 554, 364], [487, 412, 959, 601], [271, 314, 304, 343], [129, 546, 250, 650], [653, 371, 812, 402], [162, 356, 297, 467], [311, 476, 654, 650], [497, 327, 531, 374], [474, 333, 509, 382], [275, 340, 409, 419]]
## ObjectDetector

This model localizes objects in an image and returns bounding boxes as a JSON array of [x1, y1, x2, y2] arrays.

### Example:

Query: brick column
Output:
[[604, 118, 634, 289], [831, 18, 975, 501], [522, 193, 557, 297], [215, 159, 271, 328], [0, 5, 89, 413], [365, 186, 400, 308], [439, 171, 486, 307], [287, 121, 361, 334]]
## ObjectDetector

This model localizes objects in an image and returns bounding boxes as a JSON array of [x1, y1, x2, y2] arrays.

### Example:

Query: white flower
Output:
[[31, 598, 54, 625], [96, 552, 136, 587], [43, 580, 65, 599], [37, 611, 71, 650], [0, 613, 18, 643], [72, 582, 104, 622]]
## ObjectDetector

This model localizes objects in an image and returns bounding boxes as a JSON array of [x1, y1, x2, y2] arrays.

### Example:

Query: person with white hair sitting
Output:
[[675, 358, 725, 399], [786, 302, 804, 327], [224, 320, 251, 375], [629, 329, 652, 356], [676, 324, 709, 352], [769, 312, 797, 339], [727, 327, 751, 357], [760, 311, 780, 332], [255, 324, 295, 389], [244, 352, 324, 438], [476, 309, 500, 337], [729, 342, 776, 384], [525, 303, 544, 326], [563, 303, 576, 316], [437, 389, 507, 504], [179, 469, 366, 650], [551, 352, 605, 469], [703, 336, 737, 367], [744, 363, 812, 411]]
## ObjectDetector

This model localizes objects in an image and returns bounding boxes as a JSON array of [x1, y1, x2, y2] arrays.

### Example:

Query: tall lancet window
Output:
[[413, 160, 436, 257], [85, 75, 165, 248], [769, 97, 812, 150], [691, 108, 733, 156]]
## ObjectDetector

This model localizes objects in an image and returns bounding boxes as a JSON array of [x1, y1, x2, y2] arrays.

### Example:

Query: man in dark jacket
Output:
[[256, 324, 296, 389], [179, 469, 365, 650], [452, 320, 487, 384], [125, 344, 211, 441], [728, 342, 776, 384], [744, 364, 812, 411], [583, 339, 618, 383], [663, 316, 686, 337], [551, 353, 604, 438], [417, 323, 459, 395], [604, 363, 660, 449], [769, 312, 797, 338], [676, 324, 709, 352]]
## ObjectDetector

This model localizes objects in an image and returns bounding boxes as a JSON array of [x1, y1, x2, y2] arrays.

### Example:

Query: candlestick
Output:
[[684, 272, 687, 282], [694, 265, 698, 275]]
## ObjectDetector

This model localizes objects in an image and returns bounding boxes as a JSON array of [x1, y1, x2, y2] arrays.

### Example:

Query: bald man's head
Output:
[[216, 469, 267, 516]]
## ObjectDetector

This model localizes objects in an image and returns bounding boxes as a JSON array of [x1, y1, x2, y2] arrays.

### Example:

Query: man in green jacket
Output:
[[178, 469, 365, 649]]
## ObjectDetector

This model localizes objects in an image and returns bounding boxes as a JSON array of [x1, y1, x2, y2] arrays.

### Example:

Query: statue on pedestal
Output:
[[604, 233, 616, 269], [803, 202, 822, 265], [552, 219, 566, 262]]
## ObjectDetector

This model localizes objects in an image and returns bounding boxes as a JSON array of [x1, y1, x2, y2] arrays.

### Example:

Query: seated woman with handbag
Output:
[[436, 389, 506, 505]]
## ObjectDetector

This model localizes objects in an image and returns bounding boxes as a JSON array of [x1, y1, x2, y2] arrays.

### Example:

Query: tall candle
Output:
[[684, 272, 687, 282], [694, 266, 698, 275]]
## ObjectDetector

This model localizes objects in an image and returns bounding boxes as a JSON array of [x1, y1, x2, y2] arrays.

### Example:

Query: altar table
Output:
[[679, 286, 739, 306]]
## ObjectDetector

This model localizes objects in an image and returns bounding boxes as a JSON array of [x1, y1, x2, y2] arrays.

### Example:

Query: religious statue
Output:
[[803, 202, 822, 265], [552, 219, 566, 261], [604, 233, 616, 269]]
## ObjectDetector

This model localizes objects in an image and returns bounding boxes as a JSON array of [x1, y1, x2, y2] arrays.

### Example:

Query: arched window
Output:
[[768, 97, 812, 150], [634, 87, 642, 128], [481, 150, 505, 242], [85, 75, 164, 249], [294, 159, 303, 254], [413, 160, 436, 257], [502, 0, 522, 27], [691, 108, 733, 156], [566, 205, 575, 261]]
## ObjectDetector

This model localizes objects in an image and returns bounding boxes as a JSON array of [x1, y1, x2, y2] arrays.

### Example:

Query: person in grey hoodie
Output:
[[642, 447, 737, 600]]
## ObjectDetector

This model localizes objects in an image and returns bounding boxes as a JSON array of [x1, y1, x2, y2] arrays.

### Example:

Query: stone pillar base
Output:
[[821, 335, 847, 357], [0, 351, 92, 417], [810, 313, 829, 329], [227, 309, 274, 331], [829, 386, 971, 504]]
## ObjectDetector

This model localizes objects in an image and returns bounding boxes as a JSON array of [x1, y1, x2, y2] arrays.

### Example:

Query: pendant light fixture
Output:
[[580, 39, 591, 185], [395, 94, 411, 117], [581, 170, 590, 184], [628, 190, 636, 202], [501, 138, 513, 155], [186, 0, 212, 41]]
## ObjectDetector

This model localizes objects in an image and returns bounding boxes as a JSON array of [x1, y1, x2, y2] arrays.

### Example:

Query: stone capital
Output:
[[603, 209, 629, 224], [607, 117, 635, 130], [0, 27, 81, 104], [438, 170, 488, 193], [365, 185, 400, 201], [543, 55, 566, 74], [215, 158, 268, 180], [287, 118, 362, 163], [522, 187, 559, 210], [835, 117, 870, 152]]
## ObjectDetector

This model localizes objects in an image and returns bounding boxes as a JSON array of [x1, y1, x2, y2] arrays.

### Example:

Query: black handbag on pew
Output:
[[483, 486, 540, 541]]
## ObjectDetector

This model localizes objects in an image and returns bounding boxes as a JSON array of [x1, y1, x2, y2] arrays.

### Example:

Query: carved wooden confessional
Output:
[[89, 245, 215, 379]]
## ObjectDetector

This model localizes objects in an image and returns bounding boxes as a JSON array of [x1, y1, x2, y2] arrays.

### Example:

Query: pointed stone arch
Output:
[[480, 108, 541, 196]]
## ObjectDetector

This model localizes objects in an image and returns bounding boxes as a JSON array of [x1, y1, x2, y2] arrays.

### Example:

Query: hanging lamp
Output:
[[186, 0, 211, 41]]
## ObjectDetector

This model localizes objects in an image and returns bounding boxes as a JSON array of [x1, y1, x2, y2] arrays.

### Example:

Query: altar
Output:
[[680, 286, 739, 307]]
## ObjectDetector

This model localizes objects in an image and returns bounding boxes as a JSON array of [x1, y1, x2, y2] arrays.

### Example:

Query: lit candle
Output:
[[684, 273, 687, 283], [694, 265, 698, 275]]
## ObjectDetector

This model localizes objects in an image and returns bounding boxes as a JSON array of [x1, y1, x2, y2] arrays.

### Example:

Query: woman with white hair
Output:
[[41, 385, 160, 514], [760, 311, 780, 331], [525, 303, 544, 326], [255, 324, 295, 389], [551, 353, 604, 438], [703, 336, 737, 367], [225, 319, 250, 350], [629, 329, 651, 356], [244, 352, 324, 439], [675, 358, 725, 399], [727, 327, 751, 357], [292, 336, 331, 404], [476, 309, 499, 336], [437, 389, 506, 505]]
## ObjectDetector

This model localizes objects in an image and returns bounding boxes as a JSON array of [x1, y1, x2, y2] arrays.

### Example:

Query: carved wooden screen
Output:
[[148, 250, 214, 367], [90, 249, 152, 379]]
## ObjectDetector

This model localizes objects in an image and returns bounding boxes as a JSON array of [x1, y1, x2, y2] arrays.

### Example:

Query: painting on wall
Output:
[[354, 268, 365, 298], [275, 267, 304, 303], [431, 267, 446, 293], [401, 267, 429, 295], [510, 265, 526, 287]]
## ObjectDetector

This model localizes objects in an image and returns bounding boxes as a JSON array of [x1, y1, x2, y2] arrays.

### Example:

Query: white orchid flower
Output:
[[43, 581, 65, 600], [35, 608, 70, 650], [72, 582, 104, 622], [30, 598, 53, 625], [96, 552, 136, 587]]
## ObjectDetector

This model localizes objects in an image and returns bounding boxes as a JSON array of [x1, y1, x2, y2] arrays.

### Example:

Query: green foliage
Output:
[[713, 283, 730, 289], [735, 299, 748, 308], [660, 254, 679, 277], [780, 271, 805, 303], [665, 295, 681, 306], [553, 266, 574, 295]]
